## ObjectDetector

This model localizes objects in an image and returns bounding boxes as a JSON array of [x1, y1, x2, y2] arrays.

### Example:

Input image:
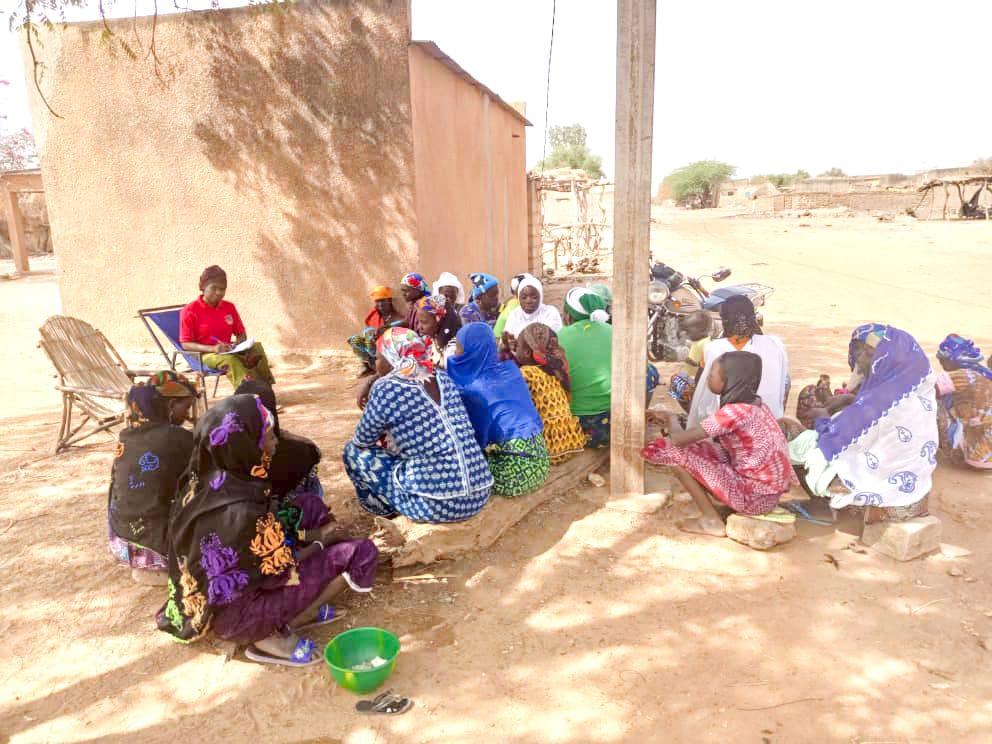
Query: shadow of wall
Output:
[[25, 0, 418, 351]]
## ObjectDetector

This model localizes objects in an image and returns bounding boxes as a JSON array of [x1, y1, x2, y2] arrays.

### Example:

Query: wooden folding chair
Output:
[[38, 315, 153, 453]]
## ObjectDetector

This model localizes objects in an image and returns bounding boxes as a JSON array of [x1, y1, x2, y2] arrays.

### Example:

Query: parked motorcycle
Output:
[[647, 262, 774, 362]]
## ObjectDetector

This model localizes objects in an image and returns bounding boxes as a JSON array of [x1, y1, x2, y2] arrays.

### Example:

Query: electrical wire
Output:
[[541, 0, 556, 174]]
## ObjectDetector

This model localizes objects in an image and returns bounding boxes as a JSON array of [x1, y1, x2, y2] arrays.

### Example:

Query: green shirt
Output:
[[492, 297, 519, 337], [556, 320, 612, 415]]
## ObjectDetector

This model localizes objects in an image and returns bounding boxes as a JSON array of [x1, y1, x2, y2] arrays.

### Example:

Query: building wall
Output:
[[23, 0, 419, 351], [409, 45, 528, 289]]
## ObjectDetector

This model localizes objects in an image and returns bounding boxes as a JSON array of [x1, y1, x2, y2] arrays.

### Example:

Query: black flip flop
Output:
[[355, 691, 413, 715]]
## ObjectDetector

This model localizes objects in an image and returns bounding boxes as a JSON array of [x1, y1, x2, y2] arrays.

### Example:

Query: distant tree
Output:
[[537, 124, 605, 178], [664, 160, 735, 208], [972, 157, 992, 174], [0, 129, 38, 172], [751, 169, 809, 188], [818, 167, 847, 177]]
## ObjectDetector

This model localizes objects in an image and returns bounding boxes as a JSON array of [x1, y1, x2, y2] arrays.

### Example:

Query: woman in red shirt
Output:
[[180, 265, 274, 388]]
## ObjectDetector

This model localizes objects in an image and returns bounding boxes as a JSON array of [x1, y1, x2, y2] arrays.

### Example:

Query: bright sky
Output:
[[3, 0, 992, 182]]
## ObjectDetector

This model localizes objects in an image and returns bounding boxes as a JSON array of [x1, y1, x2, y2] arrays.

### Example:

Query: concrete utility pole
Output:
[[610, 0, 656, 499]]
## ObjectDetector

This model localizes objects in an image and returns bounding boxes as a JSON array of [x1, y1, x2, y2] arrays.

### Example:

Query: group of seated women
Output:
[[342, 270, 661, 523], [647, 293, 990, 537], [108, 373, 377, 666]]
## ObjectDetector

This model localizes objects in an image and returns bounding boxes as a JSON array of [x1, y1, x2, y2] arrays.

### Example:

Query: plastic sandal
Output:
[[355, 690, 395, 713], [356, 692, 413, 715], [295, 604, 346, 632], [244, 638, 321, 667], [752, 507, 796, 524]]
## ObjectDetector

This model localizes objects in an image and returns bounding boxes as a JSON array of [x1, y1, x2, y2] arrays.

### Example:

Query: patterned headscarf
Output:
[[127, 371, 197, 425], [515, 322, 571, 393], [937, 334, 992, 380], [370, 285, 393, 301], [416, 294, 448, 320], [376, 327, 435, 381], [719, 295, 761, 339], [198, 265, 227, 292], [401, 273, 431, 297], [468, 272, 499, 300], [564, 287, 610, 323], [848, 322, 889, 370]]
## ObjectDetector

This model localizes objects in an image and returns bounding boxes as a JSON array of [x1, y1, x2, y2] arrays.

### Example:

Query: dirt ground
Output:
[[2, 210, 992, 743]]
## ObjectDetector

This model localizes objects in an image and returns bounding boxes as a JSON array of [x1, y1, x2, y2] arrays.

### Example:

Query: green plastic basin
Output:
[[324, 627, 400, 694]]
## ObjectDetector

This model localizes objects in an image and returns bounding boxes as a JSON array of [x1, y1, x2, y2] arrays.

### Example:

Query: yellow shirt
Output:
[[680, 336, 712, 377]]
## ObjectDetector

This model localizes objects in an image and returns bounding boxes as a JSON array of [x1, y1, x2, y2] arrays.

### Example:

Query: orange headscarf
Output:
[[370, 285, 392, 301]]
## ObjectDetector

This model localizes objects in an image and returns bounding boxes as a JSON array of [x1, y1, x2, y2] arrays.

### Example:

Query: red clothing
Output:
[[642, 402, 795, 515], [364, 308, 387, 328], [179, 296, 246, 345]]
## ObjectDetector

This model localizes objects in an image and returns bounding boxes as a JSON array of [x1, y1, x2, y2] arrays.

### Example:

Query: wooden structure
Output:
[[610, 0, 657, 500], [38, 315, 151, 453], [1, 169, 43, 275], [917, 176, 992, 220]]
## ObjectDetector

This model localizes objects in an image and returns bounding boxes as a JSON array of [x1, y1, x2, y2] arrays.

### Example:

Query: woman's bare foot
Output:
[[253, 631, 304, 660], [677, 517, 726, 537]]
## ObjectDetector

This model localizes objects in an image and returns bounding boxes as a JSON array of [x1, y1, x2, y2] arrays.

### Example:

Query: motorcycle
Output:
[[647, 262, 774, 362]]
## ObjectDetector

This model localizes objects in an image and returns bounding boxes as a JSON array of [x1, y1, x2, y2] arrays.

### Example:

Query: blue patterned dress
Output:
[[343, 370, 493, 522]]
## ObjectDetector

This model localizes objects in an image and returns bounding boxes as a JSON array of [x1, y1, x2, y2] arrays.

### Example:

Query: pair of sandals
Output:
[[243, 604, 342, 667], [356, 690, 413, 715]]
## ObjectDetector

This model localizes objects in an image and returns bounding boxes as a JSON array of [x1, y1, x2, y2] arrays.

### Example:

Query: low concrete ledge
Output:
[[389, 449, 609, 567]]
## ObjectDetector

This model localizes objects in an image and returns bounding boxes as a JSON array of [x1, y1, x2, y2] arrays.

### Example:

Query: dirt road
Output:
[[1, 212, 991, 743]]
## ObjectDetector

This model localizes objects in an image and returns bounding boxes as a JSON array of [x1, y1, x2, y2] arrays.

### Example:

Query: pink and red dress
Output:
[[643, 402, 795, 515]]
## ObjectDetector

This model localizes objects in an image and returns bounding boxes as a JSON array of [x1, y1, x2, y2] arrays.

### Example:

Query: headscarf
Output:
[[447, 322, 543, 447], [158, 394, 291, 643], [510, 273, 532, 296], [503, 276, 563, 337], [719, 295, 761, 339], [468, 272, 499, 300], [370, 285, 392, 302], [816, 324, 932, 461], [716, 351, 762, 407], [937, 334, 992, 380], [127, 370, 197, 425], [235, 380, 322, 497], [199, 265, 227, 292], [401, 273, 430, 297], [515, 322, 571, 393], [433, 272, 466, 305], [564, 287, 610, 323], [377, 327, 434, 381], [416, 294, 448, 320]]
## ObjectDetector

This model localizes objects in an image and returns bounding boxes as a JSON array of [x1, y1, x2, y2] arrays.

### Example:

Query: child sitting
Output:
[[644, 351, 795, 537], [668, 311, 712, 413], [347, 286, 404, 377]]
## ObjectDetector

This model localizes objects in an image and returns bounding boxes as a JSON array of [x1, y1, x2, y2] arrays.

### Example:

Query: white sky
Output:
[[3, 0, 992, 182]]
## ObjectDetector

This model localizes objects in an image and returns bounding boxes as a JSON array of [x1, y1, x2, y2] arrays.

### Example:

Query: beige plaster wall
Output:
[[23, 0, 418, 351], [409, 45, 528, 291]]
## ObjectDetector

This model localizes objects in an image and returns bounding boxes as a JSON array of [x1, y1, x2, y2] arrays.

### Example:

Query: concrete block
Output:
[[725, 514, 796, 550], [860, 515, 942, 561]]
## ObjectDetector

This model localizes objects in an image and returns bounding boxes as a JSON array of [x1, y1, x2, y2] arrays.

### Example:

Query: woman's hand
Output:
[[356, 377, 375, 409], [213, 342, 232, 354], [826, 394, 855, 413]]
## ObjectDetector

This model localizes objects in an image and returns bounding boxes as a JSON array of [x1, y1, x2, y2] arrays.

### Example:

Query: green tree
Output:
[[750, 169, 809, 188], [818, 167, 847, 177], [537, 124, 605, 178], [664, 160, 735, 208]]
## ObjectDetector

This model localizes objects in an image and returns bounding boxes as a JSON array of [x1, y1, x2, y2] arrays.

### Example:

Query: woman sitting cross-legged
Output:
[[343, 328, 493, 522], [348, 285, 404, 377], [180, 264, 274, 388], [934, 333, 992, 470], [108, 372, 198, 584], [157, 394, 378, 667], [642, 351, 795, 537], [513, 323, 587, 463], [789, 324, 938, 524], [448, 322, 551, 497]]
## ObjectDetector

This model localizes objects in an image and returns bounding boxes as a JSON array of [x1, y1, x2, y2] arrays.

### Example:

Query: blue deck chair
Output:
[[137, 304, 225, 410]]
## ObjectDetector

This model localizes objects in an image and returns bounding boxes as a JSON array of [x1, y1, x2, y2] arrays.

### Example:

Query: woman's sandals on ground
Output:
[[355, 690, 413, 715]]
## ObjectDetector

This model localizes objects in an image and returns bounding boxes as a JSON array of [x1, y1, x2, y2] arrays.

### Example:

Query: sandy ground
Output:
[[2, 211, 992, 743]]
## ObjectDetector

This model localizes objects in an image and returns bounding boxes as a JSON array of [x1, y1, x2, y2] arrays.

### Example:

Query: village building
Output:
[[22, 0, 534, 350]]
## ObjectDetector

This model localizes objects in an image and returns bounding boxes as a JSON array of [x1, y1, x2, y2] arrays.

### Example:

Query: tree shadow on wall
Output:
[[189, 0, 417, 349]]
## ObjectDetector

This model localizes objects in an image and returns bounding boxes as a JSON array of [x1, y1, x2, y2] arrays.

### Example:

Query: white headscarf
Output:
[[503, 276, 563, 337], [433, 272, 466, 305]]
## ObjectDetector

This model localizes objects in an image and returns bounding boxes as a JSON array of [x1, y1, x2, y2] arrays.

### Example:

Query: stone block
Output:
[[860, 515, 942, 561], [725, 514, 796, 550]]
